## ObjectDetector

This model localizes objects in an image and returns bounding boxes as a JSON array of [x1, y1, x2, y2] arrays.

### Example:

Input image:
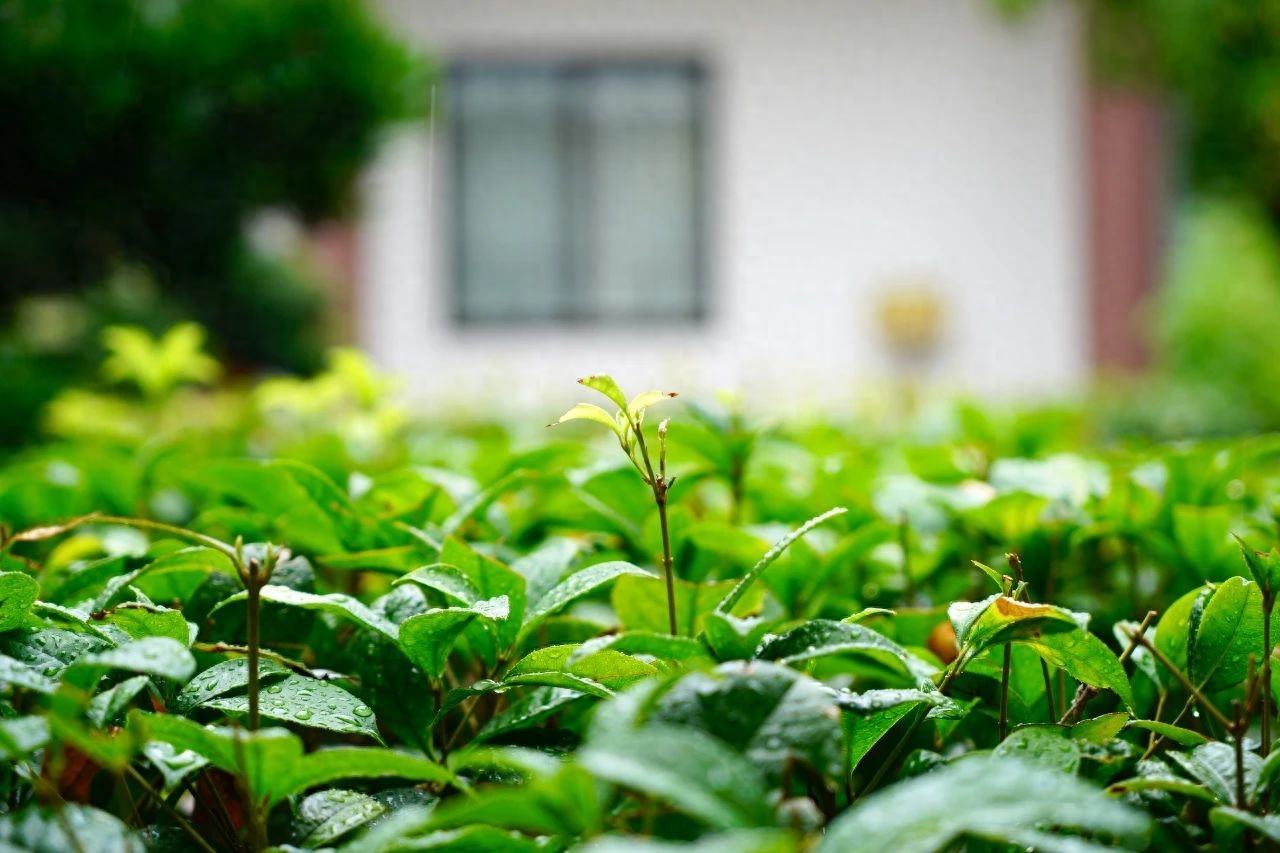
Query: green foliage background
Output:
[[0, 0, 428, 368]]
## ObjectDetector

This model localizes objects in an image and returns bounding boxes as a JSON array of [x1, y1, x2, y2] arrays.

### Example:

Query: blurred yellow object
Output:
[[877, 284, 944, 357]]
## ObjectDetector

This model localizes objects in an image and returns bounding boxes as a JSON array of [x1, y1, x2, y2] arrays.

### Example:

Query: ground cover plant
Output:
[[7, 330, 1280, 850]]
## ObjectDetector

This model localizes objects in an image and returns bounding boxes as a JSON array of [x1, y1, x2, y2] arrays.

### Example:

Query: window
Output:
[[448, 60, 707, 324]]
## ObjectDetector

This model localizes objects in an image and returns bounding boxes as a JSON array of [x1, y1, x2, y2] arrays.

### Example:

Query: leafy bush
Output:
[[5, 340, 1280, 849], [1149, 199, 1280, 430]]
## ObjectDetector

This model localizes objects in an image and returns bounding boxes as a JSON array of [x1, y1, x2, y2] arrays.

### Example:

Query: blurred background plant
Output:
[[0, 0, 429, 446], [993, 0, 1280, 437]]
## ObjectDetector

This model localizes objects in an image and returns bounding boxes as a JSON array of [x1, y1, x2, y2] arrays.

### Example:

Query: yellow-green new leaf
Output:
[[552, 403, 622, 437], [627, 390, 678, 417], [578, 374, 629, 410]]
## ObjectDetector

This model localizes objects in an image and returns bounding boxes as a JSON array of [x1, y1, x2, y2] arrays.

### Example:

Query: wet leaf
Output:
[[202, 673, 384, 742], [400, 596, 510, 679], [0, 572, 38, 632], [754, 620, 936, 681], [293, 789, 386, 848], [818, 755, 1149, 851]]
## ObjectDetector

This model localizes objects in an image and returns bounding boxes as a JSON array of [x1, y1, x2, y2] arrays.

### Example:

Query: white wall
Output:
[[359, 0, 1085, 413]]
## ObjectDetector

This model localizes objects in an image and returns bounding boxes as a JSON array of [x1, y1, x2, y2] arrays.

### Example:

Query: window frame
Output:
[[445, 56, 711, 328]]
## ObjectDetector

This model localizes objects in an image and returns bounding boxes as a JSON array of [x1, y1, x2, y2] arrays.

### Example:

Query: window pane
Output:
[[584, 68, 701, 321], [449, 61, 705, 324], [453, 67, 566, 322]]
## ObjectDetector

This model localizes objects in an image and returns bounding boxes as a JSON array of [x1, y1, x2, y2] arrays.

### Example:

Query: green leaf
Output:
[[0, 804, 145, 853], [505, 645, 658, 697], [949, 595, 1081, 659], [567, 631, 709, 665], [211, 585, 399, 643], [293, 789, 387, 848], [400, 596, 510, 679], [344, 823, 543, 853], [578, 830, 797, 853], [510, 537, 584, 611], [0, 653, 57, 694], [73, 636, 196, 684], [0, 717, 50, 760], [171, 657, 292, 713], [132, 713, 460, 805], [1069, 712, 1130, 745], [1020, 626, 1135, 710], [578, 374, 629, 410], [1190, 576, 1266, 693], [627, 390, 678, 417], [141, 739, 208, 791], [1211, 806, 1280, 846], [101, 603, 192, 646], [1169, 742, 1262, 807], [971, 560, 1008, 591], [202, 674, 383, 742], [703, 612, 776, 661], [276, 747, 464, 803], [424, 757, 599, 837], [0, 627, 111, 679], [580, 721, 775, 830], [715, 507, 847, 614], [649, 661, 844, 780], [1154, 584, 1205, 683], [131, 713, 305, 805], [176, 458, 358, 554], [837, 688, 966, 775], [393, 563, 482, 606], [818, 755, 1150, 852], [1173, 504, 1239, 581], [520, 560, 654, 641], [754, 620, 936, 681], [552, 402, 623, 437], [87, 674, 152, 726], [993, 725, 1081, 773], [90, 546, 234, 610], [1106, 776, 1219, 802], [1125, 719, 1211, 747], [0, 572, 38, 632], [615, 575, 764, 637], [441, 469, 530, 538], [440, 538, 527, 654], [1235, 536, 1280, 595], [474, 686, 588, 742]]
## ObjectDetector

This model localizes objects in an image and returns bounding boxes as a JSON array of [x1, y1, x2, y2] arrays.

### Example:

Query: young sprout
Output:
[[551, 374, 680, 634]]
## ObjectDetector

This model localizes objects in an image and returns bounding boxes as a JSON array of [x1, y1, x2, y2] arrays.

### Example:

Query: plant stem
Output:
[[999, 643, 1011, 741], [88, 515, 237, 558], [1060, 609, 1157, 725], [627, 412, 678, 636], [1129, 627, 1235, 732], [231, 730, 268, 853], [125, 765, 218, 853], [245, 559, 262, 732], [656, 489, 678, 636], [1233, 700, 1249, 810], [1264, 594, 1274, 757], [1041, 660, 1057, 723]]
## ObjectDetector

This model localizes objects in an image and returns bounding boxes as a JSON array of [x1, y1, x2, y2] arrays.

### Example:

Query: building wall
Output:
[[358, 0, 1085, 411]]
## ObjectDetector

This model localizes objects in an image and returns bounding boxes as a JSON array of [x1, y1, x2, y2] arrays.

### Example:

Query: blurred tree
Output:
[[0, 0, 429, 370], [1005, 0, 1280, 219]]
